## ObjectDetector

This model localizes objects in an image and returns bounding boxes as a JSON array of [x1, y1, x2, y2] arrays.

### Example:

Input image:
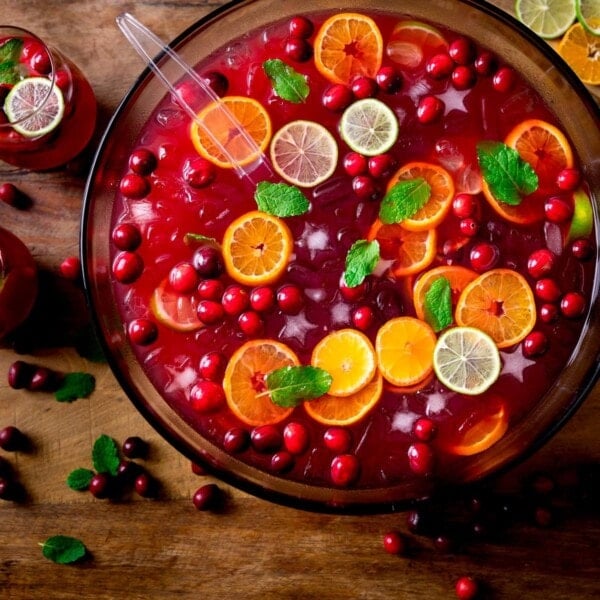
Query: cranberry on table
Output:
[[0, 477, 18, 501], [350, 75, 378, 99], [560, 291, 586, 318], [343, 152, 368, 177], [251, 425, 282, 453], [128, 318, 158, 346], [122, 436, 149, 460], [492, 66, 516, 93], [0, 182, 30, 209], [276, 284, 303, 314], [455, 576, 479, 600], [111, 223, 142, 251], [119, 173, 151, 199], [223, 427, 250, 453], [8, 360, 35, 390], [201, 70, 229, 97], [283, 421, 309, 455], [89, 473, 113, 499], [0, 426, 26, 451], [199, 351, 227, 382], [352, 305, 374, 331], [556, 167, 580, 191], [417, 95, 444, 124], [222, 284, 250, 316], [238, 310, 264, 336], [368, 153, 396, 179], [323, 427, 352, 453], [451, 65, 477, 90], [426, 53, 454, 79], [112, 251, 144, 284], [376, 66, 402, 93], [527, 248, 555, 279], [197, 300, 225, 325], [321, 83, 353, 112], [284, 37, 312, 62], [134, 472, 158, 498], [190, 381, 226, 413], [383, 531, 406, 555], [288, 15, 314, 39], [193, 483, 222, 511], [59, 256, 81, 280], [249, 286, 275, 312], [407, 442, 435, 476], [128, 148, 157, 175], [522, 331, 548, 357], [469, 242, 499, 272], [183, 156, 216, 188], [330, 454, 360, 487], [192, 245, 224, 278], [198, 278, 224, 301]]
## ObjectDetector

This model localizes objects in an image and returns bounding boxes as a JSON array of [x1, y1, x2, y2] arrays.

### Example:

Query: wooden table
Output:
[[1, 1, 598, 598]]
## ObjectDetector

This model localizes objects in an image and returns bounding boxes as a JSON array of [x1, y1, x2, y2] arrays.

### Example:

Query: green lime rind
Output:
[[576, 0, 600, 34], [515, 0, 577, 39], [567, 188, 594, 243]]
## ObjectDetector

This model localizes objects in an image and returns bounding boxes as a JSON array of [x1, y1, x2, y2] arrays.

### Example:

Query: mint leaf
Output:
[[477, 141, 538, 206], [263, 59, 309, 103], [343, 239, 380, 288], [183, 232, 220, 248], [66, 468, 95, 491], [0, 38, 23, 63], [0, 61, 20, 85], [255, 181, 309, 216], [423, 277, 453, 332], [265, 365, 332, 408], [379, 178, 431, 224], [41, 535, 87, 564], [92, 434, 120, 476], [54, 372, 95, 402]]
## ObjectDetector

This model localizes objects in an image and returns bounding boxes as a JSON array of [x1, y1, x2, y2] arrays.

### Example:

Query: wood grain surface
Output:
[[1, 1, 599, 598]]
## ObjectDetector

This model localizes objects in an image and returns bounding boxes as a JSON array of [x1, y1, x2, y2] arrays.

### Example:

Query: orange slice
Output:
[[150, 278, 203, 332], [413, 265, 478, 321], [455, 268, 536, 348], [222, 210, 293, 286], [375, 316, 437, 387], [367, 218, 437, 278], [386, 162, 455, 231], [304, 371, 383, 426], [223, 339, 299, 426], [558, 21, 600, 85], [190, 96, 271, 168], [314, 13, 384, 84], [311, 329, 377, 397]]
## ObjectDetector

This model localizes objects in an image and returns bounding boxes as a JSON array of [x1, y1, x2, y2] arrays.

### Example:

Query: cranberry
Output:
[[222, 285, 250, 315], [198, 278, 224, 300], [544, 196, 573, 223], [119, 173, 150, 199], [452, 193, 478, 219], [289, 15, 314, 39], [283, 422, 309, 455], [199, 351, 227, 382], [192, 245, 224, 278], [492, 66, 516, 93], [343, 152, 368, 177], [223, 427, 250, 453], [238, 310, 264, 336], [201, 70, 229, 97], [128, 318, 158, 345], [366, 155, 395, 181], [197, 300, 225, 325], [277, 284, 303, 314], [448, 37, 475, 65], [59, 256, 81, 280], [330, 454, 360, 486], [284, 37, 312, 62], [89, 473, 113, 499], [560, 291, 586, 318], [556, 167, 581, 191], [383, 531, 406, 555], [112, 223, 142, 251], [339, 274, 368, 301], [183, 156, 216, 188], [533, 505, 554, 527], [270, 450, 295, 473], [406, 508, 437, 534], [352, 306, 374, 330], [190, 381, 225, 413], [426, 53, 454, 79], [128, 148, 157, 175], [459, 218, 479, 237], [193, 483, 222, 510], [249, 286, 275, 312], [20, 39, 43, 61], [351, 76, 378, 99], [8, 361, 36, 390], [407, 443, 434, 476], [376, 66, 402, 93], [434, 535, 454, 553], [473, 51, 497, 75], [30, 48, 51, 74], [0, 477, 18, 501], [321, 83, 353, 112], [0, 426, 25, 452], [0, 182, 29, 209], [527, 248, 555, 279], [352, 175, 381, 201], [54, 69, 70, 91], [251, 425, 282, 453], [451, 65, 476, 90], [117, 459, 143, 484], [571, 238, 593, 261], [169, 262, 199, 293], [190, 461, 206, 476], [535, 278, 561, 303], [134, 472, 158, 498], [122, 436, 149, 459], [28, 367, 58, 392], [469, 242, 499, 272], [112, 251, 143, 283], [413, 417, 437, 442], [523, 331, 548, 357], [417, 95, 444, 124], [539, 303, 559, 323], [455, 576, 479, 600], [323, 427, 352, 453]]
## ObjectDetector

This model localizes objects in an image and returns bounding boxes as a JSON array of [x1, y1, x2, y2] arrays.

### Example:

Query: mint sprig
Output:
[[254, 181, 310, 216], [0, 39, 23, 85], [265, 365, 332, 408], [343, 239, 380, 288], [423, 277, 453, 332], [263, 59, 309, 103], [379, 178, 431, 224], [54, 372, 95, 402], [92, 434, 120, 476], [41, 535, 87, 565], [66, 468, 95, 491], [477, 141, 538, 205]]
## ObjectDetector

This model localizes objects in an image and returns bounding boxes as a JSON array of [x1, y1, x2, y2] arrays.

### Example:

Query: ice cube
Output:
[[435, 139, 464, 172], [391, 410, 419, 433]]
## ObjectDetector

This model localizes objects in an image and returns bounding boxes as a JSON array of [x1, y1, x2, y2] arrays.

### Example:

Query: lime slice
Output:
[[576, 0, 600, 34], [515, 0, 577, 39], [433, 326, 501, 396], [270, 120, 338, 188], [150, 279, 204, 332], [566, 188, 594, 243], [386, 20, 448, 69], [340, 98, 399, 157]]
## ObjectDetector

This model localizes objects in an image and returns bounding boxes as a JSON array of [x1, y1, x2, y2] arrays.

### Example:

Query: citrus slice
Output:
[[222, 210, 293, 286], [576, 0, 600, 34], [433, 326, 502, 395], [270, 120, 338, 188], [311, 329, 377, 397], [515, 0, 577, 39], [340, 98, 399, 156], [223, 339, 299, 426], [558, 21, 600, 84], [375, 316, 437, 387], [413, 265, 479, 321], [314, 12, 383, 84], [455, 268, 536, 348], [367, 218, 437, 277], [386, 20, 448, 68], [386, 162, 455, 231], [304, 370, 383, 426], [190, 96, 271, 168], [150, 278, 203, 332], [4, 77, 65, 138], [566, 187, 594, 243]]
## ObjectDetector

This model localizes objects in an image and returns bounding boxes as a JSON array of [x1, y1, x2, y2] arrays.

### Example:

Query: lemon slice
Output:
[[515, 0, 577, 39], [150, 278, 204, 332], [576, 0, 600, 34], [433, 326, 501, 396], [270, 120, 338, 188], [4, 77, 65, 138], [340, 98, 399, 157]]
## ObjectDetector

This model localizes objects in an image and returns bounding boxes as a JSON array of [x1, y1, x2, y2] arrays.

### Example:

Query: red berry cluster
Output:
[[7, 359, 61, 392], [0, 426, 28, 501]]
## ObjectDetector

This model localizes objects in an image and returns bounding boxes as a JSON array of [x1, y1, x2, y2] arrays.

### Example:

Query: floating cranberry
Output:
[[343, 152, 368, 177], [201, 70, 229, 97], [448, 37, 475, 65], [30, 48, 51, 74], [407, 442, 434, 476], [426, 53, 454, 79], [376, 66, 402, 93], [112, 223, 142, 251], [352, 305, 374, 331], [321, 83, 353, 112], [459, 218, 479, 237], [169, 262, 199, 294], [556, 167, 581, 191], [198, 278, 224, 301], [383, 531, 406, 555], [0, 182, 30, 209], [134, 472, 158, 498], [183, 156, 216, 188], [284, 37, 312, 62], [199, 351, 227, 382], [283, 422, 309, 455], [544, 196, 573, 223], [527, 248, 555, 279], [469, 242, 499, 272], [330, 454, 360, 486], [323, 427, 352, 453], [223, 427, 250, 453], [539, 303, 559, 323], [289, 15, 314, 39], [571, 238, 593, 261], [0, 426, 25, 452], [190, 381, 226, 413], [523, 331, 548, 357], [492, 66, 516, 93], [339, 274, 368, 301], [192, 245, 224, 278], [270, 450, 295, 473], [249, 286, 275, 312], [128, 148, 157, 175], [452, 193, 478, 219], [473, 51, 497, 76], [352, 175, 381, 201], [351, 75, 378, 99], [112, 251, 143, 283], [89, 473, 113, 499], [277, 284, 303, 314], [560, 291, 586, 318], [417, 95, 444, 124], [251, 425, 282, 453], [119, 173, 150, 199], [193, 483, 222, 510], [8, 361, 35, 390], [368, 153, 396, 179], [128, 318, 158, 346], [197, 300, 225, 325], [451, 65, 476, 90], [535, 278, 561, 303], [238, 310, 264, 336], [413, 417, 437, 442], [455, 576, 479, 600], [222, 285, 250, 316]]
